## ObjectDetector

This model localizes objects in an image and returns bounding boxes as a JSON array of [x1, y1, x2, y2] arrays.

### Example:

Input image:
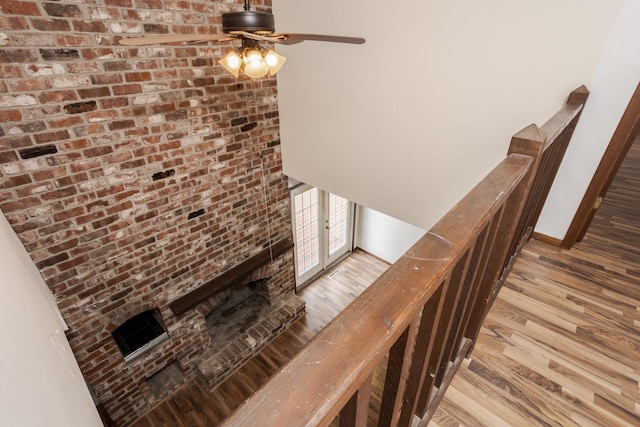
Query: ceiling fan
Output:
[[119, 0, 365, 78]]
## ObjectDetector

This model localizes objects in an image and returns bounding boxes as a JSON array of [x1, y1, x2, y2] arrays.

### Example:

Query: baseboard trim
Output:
[[532, 232, 563, 247]]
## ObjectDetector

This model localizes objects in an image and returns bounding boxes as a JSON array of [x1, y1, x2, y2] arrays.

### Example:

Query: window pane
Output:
[[328, 193, 348, 256], [294, 188, 320, 275]]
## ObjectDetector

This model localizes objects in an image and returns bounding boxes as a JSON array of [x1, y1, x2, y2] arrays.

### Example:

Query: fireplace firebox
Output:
[[112, 309, 169, 362]]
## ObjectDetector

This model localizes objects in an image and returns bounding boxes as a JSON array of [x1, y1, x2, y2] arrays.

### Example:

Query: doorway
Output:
[[562, 82, 640, 248], [290, 184, 354, 288]]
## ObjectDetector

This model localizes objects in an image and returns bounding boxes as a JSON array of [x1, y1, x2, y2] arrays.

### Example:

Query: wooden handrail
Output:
[[494, 86, 590, 302], [221, 86, 588, 427]]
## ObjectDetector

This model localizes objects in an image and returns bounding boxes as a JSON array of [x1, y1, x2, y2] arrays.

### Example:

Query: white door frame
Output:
[[290, 185, 354, 287]]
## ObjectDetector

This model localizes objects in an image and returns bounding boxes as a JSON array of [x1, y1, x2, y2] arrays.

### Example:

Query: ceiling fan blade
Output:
[[232, 31, 283, 44], [118, 34, 231, 46], [278, 33, 366, 46]]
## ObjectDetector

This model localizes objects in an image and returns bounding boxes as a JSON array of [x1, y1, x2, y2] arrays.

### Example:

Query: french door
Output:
[[290, 185, 354, 287]]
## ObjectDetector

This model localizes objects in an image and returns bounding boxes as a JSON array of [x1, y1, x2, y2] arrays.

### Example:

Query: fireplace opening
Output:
[[205, 278, 271, 343], [112, 309, 169, 362]]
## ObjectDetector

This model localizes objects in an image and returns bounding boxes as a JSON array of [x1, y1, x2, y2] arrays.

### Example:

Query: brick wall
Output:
[[0, 0, 299, 425]]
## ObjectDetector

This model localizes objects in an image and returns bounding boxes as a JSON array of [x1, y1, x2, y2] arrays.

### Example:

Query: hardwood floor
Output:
[[130, 249, 390, 427], [429, 137, 640, 426], [132, 139, 639, 427]]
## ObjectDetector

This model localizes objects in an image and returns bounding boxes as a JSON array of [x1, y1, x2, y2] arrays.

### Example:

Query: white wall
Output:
[[355, 206, 426, 264], [536, 0, 640, 239], [273, 0, 623, 230], [0, 213, 102, 427]]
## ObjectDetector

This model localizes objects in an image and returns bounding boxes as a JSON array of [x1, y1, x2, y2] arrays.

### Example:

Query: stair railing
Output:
[[221, 86, 588, 427]]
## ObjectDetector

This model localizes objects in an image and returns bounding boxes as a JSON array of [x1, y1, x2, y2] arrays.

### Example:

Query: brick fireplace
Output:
[[0, 0, 305, 425]]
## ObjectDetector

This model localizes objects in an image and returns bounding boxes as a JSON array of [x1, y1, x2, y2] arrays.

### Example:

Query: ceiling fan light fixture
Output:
[[264, 50, 286, 75], [242, 48, 269, 78], [218, 51, 242, 77], [219, 46, 286, 79]]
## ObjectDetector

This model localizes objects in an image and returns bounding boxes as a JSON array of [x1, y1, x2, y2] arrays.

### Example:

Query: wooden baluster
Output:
[[434, 245, 476, 387], [510, 85, 589, 247], [340, 374, 373, 427], [450, 223, 492, 357], [398, 283, 446, 426], [463, 183, 528, 347], [378, 319, 421, 427], [415, 251, 469, 416]]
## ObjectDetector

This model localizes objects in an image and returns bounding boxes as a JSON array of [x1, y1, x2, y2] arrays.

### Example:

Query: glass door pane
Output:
[[326, 193, 351, 264], [292, 186, 322, 284]]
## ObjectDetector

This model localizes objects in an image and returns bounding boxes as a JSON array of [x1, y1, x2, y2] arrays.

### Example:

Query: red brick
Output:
[[112, 84, 141, 95], [57, 254, 89, 271], [34, 130, 70, 144], [41, 186, 77, 200], [0, 49, 38, 63], [99, 97, 128, 109], [0, 0, 41, 15], [72, 20, 107, 33], [74, 124, 105, 137], [48, 238, 79, 254], [91, 74, 122, 85], [32, 166, 66, 181], [0, 110, 21, 123], [60, 138, 91, 151], [108, 120, 135, 131], [125, 72, 152, 82], [0, 151, 19, 164], [78, 87, 111, 98], [0, 196, 40, 212], [53, 206, 84, 221], [39, 90, 77, 103], [86, 110, 118, 122], [0, 16, 29, 30], [91, 214, 118, 229], [83, 146, 114, 157], [15, 181, 54, 197], [8, 78, 50, 92], [31, 18, 71, 32], [105, 0, 132, 7], [0, 174, 31, 188], [56, 35, 94, 47], [47, 117, 84, 129], [76, 210, 105, 225]]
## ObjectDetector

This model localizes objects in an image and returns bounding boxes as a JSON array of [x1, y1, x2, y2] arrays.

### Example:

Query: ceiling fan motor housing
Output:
[[222, 11, 276, 33]]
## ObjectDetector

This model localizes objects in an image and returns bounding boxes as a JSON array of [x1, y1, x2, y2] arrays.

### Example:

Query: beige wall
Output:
[[355, 206, 425, 263], [0, 213, 102, 427], [274, 0, 623, 229]]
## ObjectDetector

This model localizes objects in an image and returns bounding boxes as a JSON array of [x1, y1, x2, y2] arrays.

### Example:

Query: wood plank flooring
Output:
[[130, 249, 390, 427], [132, 137, 639, 427], [429, 136, 640, 426]]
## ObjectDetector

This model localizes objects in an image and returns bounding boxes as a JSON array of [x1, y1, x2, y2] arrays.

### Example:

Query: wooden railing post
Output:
[[511, 85, 590, 246]]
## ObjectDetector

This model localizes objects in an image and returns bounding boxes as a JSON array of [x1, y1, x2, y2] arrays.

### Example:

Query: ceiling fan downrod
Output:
[[244, 0, 251, 11]]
